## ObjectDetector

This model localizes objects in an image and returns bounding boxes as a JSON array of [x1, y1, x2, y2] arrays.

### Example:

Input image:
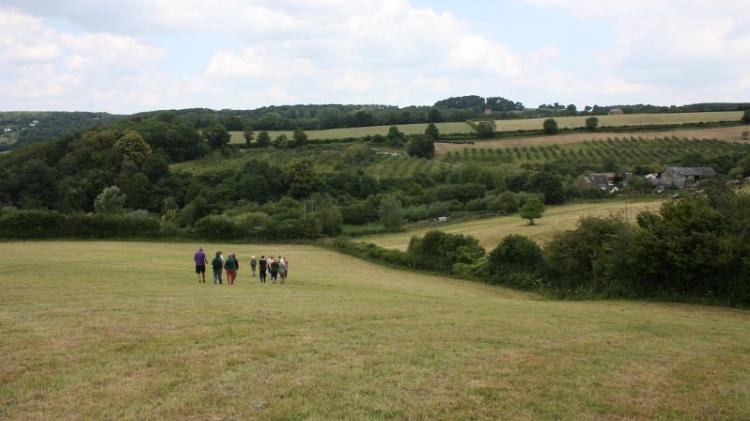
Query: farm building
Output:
[[657, 166, 716, 188], [579, 172, 621, 192], [608, 108, 624, 115]]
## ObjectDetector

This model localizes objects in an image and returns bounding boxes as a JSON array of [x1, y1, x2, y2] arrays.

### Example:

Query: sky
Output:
[[1, 0, 749, 114]]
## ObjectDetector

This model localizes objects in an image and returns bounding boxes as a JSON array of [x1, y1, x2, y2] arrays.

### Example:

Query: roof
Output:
[[663, 166, 716, 177], [584, 173, 616, 186]]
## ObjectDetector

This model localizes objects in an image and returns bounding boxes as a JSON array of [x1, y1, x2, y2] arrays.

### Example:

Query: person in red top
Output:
[[193, 247, 208, 283]]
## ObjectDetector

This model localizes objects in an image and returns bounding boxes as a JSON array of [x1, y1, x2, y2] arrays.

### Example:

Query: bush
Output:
[[63, 213, 161, 238], [743, 109, 750, 124], [0, 210, 65, 238], [543, 118, 558, 134], [436, 183, 486, 203], [585, 116, 598, 131], [327, 238, 414, 268], [408, 230, 485, 273], [274, 216, 322, 239], [194, 215, 247, 240], [488, 191, 519, 214], [487, 235, 544, 288], [544, 216, 630, 292]]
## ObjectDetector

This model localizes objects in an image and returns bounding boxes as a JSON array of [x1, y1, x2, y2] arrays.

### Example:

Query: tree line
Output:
[[331, 184, 750, 308]]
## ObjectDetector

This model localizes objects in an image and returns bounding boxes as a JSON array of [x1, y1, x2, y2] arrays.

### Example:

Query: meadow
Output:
[[229, 111, 744, 142], [360, 200, 662, 250], [1, 241, 749, 419]]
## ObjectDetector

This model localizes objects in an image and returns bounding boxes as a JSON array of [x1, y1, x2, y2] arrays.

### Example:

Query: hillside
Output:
[[1, 241, 749, 419], [359, 200, 661, 250], [228, 110, 744, 142], [0, 111, 121, 150]]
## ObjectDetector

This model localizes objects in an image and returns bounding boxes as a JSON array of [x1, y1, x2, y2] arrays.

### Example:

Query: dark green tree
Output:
[[408, 136, 435, 159], [243, 127, 254, 145], [427, 107, 443, 123], [488, 234, 544, 286], [519, 198, 545, 225], [743, 109, 750, 124], [543, 118, 558, 134], [474, 120, 496, 138], [378, 196, 404, 231], [256, 131, 271, 147], [292, 127, 308, 148], [204, 122, 230, 149], [424, 123, 440, 139], [585, 116, 598, 131]]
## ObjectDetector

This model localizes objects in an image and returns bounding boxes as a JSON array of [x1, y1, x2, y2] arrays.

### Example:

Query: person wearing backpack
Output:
[[278, 256, 288, 285], [269, 257, 279, 284], [258, 256, 267, 283], [250, 255, 257, 278], [211, 251, 224, 285], [225, 253, 239, 285]]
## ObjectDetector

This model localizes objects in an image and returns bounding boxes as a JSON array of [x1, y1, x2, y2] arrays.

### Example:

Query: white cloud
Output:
[[0, 7, 163, 111], [524, 0, 750, 104], [3, 0, 750, 112]]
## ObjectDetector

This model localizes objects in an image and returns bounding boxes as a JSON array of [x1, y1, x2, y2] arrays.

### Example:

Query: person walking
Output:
[[193, 247, 208, 283], [258, 255, 267, 283], [269, 257, 279, 284], [278, 256, 288, 285], [225, 253, 239, 285], [211, 251, 224, 285], [250, 255, 257, 278]]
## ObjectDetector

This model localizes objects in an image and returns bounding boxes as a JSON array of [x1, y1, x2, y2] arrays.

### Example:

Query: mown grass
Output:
[[230, 111, 743, 143], [360, 200, 662, 250], [2, 240, 749, 419]]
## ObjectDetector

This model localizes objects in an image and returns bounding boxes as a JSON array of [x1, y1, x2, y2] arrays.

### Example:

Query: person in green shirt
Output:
[[225, 253, 239, 285]]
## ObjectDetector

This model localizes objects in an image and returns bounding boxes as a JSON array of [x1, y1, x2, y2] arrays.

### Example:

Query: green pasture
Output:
[[1, 241, 749, 419], [361, 199, 662, 250], [230, 111, 744, 143]]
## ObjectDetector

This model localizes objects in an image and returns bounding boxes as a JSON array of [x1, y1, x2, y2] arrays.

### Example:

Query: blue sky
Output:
[[1, 0, 749, 114]]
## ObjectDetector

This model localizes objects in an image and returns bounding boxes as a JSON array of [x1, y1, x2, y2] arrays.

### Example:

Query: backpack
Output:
[[212, 256, 223, 270]]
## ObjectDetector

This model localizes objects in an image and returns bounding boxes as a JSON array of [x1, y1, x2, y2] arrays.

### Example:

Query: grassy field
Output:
[[360, 200, 662, 251], [230, 111, 744, 143], [2, 241, 750, 419]]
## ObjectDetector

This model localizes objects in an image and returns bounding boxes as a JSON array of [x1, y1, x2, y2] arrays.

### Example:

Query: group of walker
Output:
[[193, 248, 289, 285]]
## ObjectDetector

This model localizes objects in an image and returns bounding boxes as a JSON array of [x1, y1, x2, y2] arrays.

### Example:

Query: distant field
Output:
[[2, 240, 750, 419], [360, 200, 661, 251], [230, 111, 744, 143], [441, 136, 750, 169], [230, 121, 472, 142], [436, 124, 750, 155]]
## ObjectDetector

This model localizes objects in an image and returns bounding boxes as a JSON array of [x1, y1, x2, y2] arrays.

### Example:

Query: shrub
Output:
[[487, 235, 544, 288], [543, 118, 558, 134], [436, 183, 486, 203], [274, 216, 322, 239], [0, 210, 65, 238], [544, 216, 630, 292], [63, 213, 161, 238], [585, 116, 599, 131], [743, 109, 750, 124], [488, 191, 519, 214], [194, 215, 247, 240], [94, 186, 126, 214], [379, 196, 405, 231], [408, 230, 485, 273]]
